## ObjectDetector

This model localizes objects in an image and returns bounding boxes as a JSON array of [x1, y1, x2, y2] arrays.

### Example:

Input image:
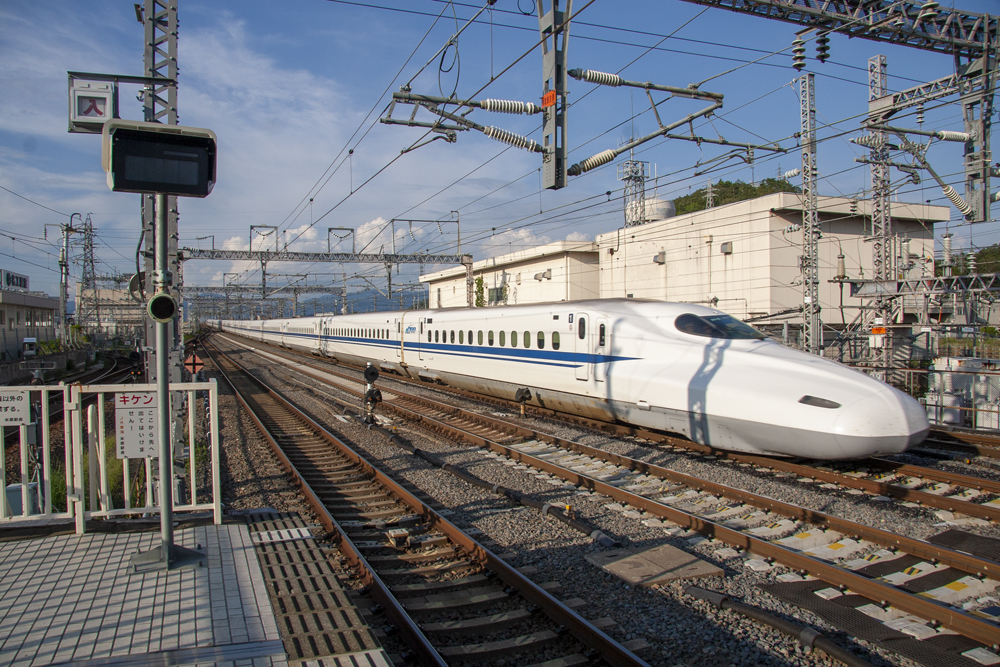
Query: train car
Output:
[[217, 299, 928, 460]]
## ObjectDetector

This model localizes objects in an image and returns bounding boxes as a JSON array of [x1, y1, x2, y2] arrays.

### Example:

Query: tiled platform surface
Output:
[[0, 525, 287, 667]]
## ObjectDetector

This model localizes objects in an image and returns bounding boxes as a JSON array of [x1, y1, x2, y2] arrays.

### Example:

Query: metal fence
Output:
[[0, 380, 220, 533]]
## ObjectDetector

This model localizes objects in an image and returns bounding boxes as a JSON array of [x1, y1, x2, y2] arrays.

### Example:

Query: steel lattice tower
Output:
[[798, 73, 821, 355], [619, 156, 648, 227], [868, 55, 893, 378]]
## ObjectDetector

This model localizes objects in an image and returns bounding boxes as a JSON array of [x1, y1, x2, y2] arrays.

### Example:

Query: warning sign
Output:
[[0, 390, 29, 425], [184, 354, 204, 375], [115, 392, 158, 459]]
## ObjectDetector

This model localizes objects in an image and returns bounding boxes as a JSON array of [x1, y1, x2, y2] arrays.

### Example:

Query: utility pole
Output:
[[538, 0, 571, 190], [798, 73, 821, 355], [46, 217, 82, 348], [138, 0, 183, 447], [868, 55, 893, 380]]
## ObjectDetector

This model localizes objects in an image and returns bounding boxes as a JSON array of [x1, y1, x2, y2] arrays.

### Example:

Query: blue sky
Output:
[[0, 0, 995, 302]]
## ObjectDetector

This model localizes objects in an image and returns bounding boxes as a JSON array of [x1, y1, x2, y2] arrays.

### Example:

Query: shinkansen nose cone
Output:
[[831, 385, 929, 458]]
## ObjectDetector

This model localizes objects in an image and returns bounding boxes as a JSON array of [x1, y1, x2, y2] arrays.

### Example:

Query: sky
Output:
[[0, 0, 996, 307]]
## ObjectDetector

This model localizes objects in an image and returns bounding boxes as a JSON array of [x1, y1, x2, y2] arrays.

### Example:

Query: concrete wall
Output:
[[0, 349, 90, 386]]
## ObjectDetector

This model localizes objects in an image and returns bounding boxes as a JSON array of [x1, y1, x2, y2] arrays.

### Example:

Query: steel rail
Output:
[[382, 401, 1000, 647], [225, 338, 1000, 523], [221, 339, 1000, 645], [206, 340, 652, 667], [204, 343, 448, 667]]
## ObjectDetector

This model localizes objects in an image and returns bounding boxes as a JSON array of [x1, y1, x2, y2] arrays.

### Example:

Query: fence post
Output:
[[210, 379, 221, 525], [42, 388, 52, 516], [88, 405, 99, 514], [72, 385, 86, 534]]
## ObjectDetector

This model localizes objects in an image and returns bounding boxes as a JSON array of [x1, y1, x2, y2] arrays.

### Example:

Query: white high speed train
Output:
[[209, 299, 928, 460]]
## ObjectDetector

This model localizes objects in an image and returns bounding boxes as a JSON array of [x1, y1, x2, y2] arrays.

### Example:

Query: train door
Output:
[[594, 317, 609, 383], [393, 318, 402, 359], [418, 317, 427, 360], [574, 312, 589, 381]]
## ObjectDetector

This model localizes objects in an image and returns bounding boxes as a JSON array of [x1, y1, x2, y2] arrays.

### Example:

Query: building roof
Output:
[[595, 192, 949, 242], [420, 240, 598, 282], [0, 291, 58, 309]]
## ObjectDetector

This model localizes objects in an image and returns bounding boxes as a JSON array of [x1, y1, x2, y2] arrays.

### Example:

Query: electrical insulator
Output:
[[849, 199, 859, 214], [916, 103, 925, 126], [850, 134, 880, 148], [836, 252, 847, 280], [567, 149, 617, 176], [481, 126, 540, 153], [815, 34, 830, 63], [791, 38, 806, 71], [568, 69, 623, 87], [782, 168, 800, 179], [478, 99, 542, 115], [942, 184, 974, 216], [942, 232, 953, 267], [968, 255, 977, 275], [936, 130, 971, 142], [920, 1, 939, 20]]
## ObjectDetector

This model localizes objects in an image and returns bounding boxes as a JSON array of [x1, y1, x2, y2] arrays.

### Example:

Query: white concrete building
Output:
[[596, 193, 949, 329], [421, 240, 599, 308]]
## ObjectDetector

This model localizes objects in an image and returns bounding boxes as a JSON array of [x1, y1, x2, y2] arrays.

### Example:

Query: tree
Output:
[[474, 276, 485, 307], [673, 178, 800, 216]]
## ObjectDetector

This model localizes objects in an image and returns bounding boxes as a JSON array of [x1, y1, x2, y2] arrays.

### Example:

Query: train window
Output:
[[428, 330, 432, 342], [599, 323, 606, 347], [578, 317, 586, 339], [537, 331, 545, 349], [459, 330, 464, 344], [468, 330, 473, 344], [524, 331, 530, 348], [511, 331, 517, 348], [488, 330, 494, 346], [674, 313, 764, 340], [478, 330, 483, 345], [435, 330, 439, 343], [450, 330, 455, 344], [499, 331, 506, 346], [552, 332, 560, 350]]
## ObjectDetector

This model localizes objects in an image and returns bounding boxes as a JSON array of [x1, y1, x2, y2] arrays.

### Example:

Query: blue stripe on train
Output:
[[226, 326, 633, 366]]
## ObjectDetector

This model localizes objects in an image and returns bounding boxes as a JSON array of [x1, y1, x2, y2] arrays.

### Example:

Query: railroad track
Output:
[[921, 431, 1000, 462], [205, 339, 651, 667], [222, 336, 1000, 664], [219, 335, 1000, 526]]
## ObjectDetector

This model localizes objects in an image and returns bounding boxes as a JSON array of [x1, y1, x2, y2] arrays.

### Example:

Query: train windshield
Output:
[[675, 313, 764, 340]]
